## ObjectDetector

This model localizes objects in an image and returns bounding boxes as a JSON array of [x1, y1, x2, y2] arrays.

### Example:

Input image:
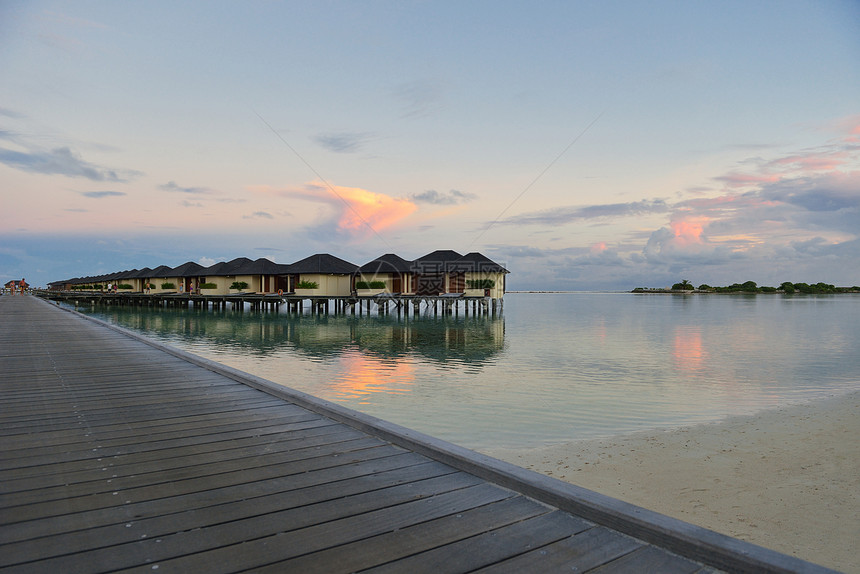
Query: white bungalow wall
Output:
[[464, 272, 506, 298], [232, 275, 262, 293], [299, 274, 353, 296], [358, 273, 414, 294]]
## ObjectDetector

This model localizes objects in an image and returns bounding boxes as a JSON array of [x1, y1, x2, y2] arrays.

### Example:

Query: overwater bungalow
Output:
[[287, 253, 359, 297], [128, 268, 153, 292], [44, 250, 509, 313], [411, 250, 465, 295], [196, 257, 253, 295], [4, 278, 29, 292], [357, 253, 415, 295], [227, 257, 291, 294], [165, 261, 207, 293], [148, 265, 177, 293], [408, 250, 508, 297], [449, 251, 509, 298]]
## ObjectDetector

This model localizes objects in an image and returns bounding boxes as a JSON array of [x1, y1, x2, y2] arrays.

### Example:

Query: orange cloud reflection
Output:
[[673, 327, 705, 374], [328, 351, 416, 402]]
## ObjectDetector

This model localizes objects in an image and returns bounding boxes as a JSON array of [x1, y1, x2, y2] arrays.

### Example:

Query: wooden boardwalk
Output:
[[0, 295, 834, 573]]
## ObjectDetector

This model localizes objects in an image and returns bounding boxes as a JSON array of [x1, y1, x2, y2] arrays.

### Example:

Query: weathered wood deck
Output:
[[0, 295, 835, 573]]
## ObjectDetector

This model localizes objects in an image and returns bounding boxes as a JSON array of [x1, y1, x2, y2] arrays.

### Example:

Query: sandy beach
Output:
[[485, 391, 860, 573]]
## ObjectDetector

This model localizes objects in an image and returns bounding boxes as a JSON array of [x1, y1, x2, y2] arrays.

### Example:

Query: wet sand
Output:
[[485, 391, 859, 573]]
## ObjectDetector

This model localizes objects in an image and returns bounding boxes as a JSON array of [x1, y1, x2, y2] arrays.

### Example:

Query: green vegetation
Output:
[[116, 284, 133, 290], [296, 280, 319, 289], [670, 279, 694, 291], [229, 281, 249, 291], [160, 282, 176, 290], [199, 282, 217, 289], [633, 281, 860, 294], [467, 279, 496, 289], [355, 280, 385, 289]]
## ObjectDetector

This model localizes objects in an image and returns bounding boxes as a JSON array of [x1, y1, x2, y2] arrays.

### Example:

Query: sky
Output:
[[1, 1, 859, 290]]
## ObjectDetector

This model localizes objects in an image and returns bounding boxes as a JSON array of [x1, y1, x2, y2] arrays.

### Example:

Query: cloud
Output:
[[80, 191, 126, 198], [765, 151, 848, 172], [251, 182, 418, 237], [409, 189, 477, 205], [498, 245, 550, 258], [713, 172, 782, 188], [502, 199, 670, 226], [312, 132, 375, 153], [392, 80, 444, 119], [0, 145, 138, 182], [159, 181, 216, 195], [243, 211, 274, 219], [715, 120, 860, 192], [758, 172, 860, 213], [0, 107, 26, 119]]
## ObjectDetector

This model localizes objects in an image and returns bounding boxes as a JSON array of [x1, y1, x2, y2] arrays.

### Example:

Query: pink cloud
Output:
[[249, 181, 417, 236], [669, 217, 708, 246], [333, 185, 417, 234], [714, 173, 783, 188], [766, 151, 847, 172], [831, 114, 860, 143]]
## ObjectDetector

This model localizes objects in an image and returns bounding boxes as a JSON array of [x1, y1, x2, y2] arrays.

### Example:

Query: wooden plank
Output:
[[1, 452, 436, 546], [348, 509, 593, 574], [0, 463, 468, 568], [587, 545, 703, 574], [273, 502, 587, 573], [112, 482, 516, 574], [2, 435, 388, 505], [471, 525, 644, 573], [0, 424, 364, 484], [2, 442, 409, 523], [0, 416, 339, 470], [1, 426, 367, 490], [1, 404, 315, 451]]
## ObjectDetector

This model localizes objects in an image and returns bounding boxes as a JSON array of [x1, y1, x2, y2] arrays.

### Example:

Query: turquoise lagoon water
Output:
[[70, 292, 860, 451]]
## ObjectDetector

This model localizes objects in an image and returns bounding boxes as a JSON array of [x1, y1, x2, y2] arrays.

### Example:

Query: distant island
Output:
[[632, 280, 860, 294]]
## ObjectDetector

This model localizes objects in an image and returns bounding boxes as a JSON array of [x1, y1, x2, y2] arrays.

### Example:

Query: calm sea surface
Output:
[[69, 293, 860, 451]]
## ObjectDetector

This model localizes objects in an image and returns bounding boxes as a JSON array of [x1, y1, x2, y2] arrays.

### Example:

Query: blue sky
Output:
[[1, 1, 858, 290]]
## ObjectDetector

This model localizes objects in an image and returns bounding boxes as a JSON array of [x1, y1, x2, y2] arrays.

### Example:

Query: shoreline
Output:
[[484, 390, 859, 573]]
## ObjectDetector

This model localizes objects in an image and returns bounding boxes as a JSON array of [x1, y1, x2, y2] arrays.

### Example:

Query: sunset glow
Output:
[[670, 218, 708, 246], [673, 327, 705, 374], [328, 352, 416, 401], [330, 185, 418, 235]]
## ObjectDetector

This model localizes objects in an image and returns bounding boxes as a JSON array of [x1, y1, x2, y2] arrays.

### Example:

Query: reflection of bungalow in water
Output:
[[288, 253, 359, 296], [357, 254, 415, 294]]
